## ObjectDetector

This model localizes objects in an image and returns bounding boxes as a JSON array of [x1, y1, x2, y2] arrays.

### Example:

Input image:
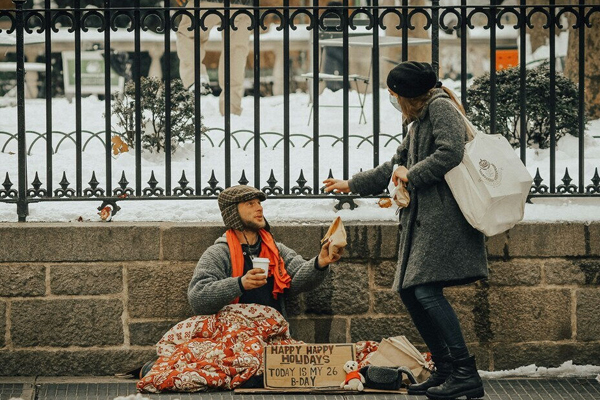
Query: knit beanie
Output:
[[218, 185, 267, 231], [387, 61, 438, 98]]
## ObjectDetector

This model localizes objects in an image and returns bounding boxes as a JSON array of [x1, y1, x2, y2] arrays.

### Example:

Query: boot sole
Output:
[[426, 386, 485, 400]]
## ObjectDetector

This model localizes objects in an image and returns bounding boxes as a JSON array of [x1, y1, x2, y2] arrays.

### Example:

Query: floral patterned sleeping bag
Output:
[[137, 303, 378, 393]]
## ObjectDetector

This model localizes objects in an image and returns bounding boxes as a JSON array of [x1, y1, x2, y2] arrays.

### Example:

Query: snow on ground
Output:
[[0, 88, 599, 223], [480, 361, 600, 379]]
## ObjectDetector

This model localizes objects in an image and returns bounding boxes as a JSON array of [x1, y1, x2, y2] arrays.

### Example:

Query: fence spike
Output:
[[59, 172, 70, 190], [179, 170, 189, 188], [118, 171, 129, 189], [88, 171, 100, 189], [3, 172, 13, 191], [238, 170, 249, 186], [32, 172, 42, 190], [586, 168, 600, 194], [148, 171, 159, 189]]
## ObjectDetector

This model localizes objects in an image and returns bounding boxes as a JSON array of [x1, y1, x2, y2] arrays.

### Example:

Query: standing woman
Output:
[[324, 61, 488, 400]]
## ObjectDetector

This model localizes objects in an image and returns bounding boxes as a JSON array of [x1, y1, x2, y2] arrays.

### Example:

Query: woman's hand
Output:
[[392, 165, 409, 186], [322, 179, 350, 193]]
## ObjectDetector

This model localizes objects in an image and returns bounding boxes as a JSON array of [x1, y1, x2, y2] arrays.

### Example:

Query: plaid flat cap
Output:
[[218, 185, 267, 231]]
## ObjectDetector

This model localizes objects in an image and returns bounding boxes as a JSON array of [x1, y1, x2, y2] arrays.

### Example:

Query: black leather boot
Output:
[[407, 355, 453, 395], [425, 355, 484, 400]]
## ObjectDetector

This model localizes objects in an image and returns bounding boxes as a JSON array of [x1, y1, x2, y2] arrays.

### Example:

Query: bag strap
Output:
[[441, 98, 476, 141]]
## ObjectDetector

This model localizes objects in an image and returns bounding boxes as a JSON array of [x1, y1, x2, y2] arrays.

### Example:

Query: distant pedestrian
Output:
[[176, 0, 252, 116], [323, 61, 488, 400]]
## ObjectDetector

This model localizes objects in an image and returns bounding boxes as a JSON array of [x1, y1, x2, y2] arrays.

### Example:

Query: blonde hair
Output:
[[397, 86, 473, 139]]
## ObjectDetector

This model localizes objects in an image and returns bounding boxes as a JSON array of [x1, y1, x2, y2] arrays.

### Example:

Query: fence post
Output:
[[13, 0, 28, 222]]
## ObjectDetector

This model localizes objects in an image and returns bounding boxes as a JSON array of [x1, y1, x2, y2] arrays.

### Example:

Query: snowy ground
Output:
[[1, 84, 600, 223]]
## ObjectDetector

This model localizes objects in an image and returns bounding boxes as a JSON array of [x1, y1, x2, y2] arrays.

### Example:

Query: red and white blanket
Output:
[[137, 303, 378, 393]]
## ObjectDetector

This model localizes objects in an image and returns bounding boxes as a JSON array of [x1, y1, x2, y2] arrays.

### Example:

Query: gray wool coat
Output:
[[188, 235, 329, 317], [349, 89, 488, 292]]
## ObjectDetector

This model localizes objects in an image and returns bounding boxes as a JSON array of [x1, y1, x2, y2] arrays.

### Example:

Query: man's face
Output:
[[237, 198, 266, 231]]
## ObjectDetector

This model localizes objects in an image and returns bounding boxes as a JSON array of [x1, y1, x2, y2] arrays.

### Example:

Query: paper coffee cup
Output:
[[252, 257, 270, 275]]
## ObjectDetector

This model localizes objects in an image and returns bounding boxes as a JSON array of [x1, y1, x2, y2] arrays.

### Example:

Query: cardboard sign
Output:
[[263, 343, 355, 388]]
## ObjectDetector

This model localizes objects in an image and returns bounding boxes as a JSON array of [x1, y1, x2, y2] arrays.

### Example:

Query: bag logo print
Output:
[[478, 159, 502, 187]]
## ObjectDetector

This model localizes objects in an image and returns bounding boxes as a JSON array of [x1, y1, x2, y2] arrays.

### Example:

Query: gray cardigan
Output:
[[349, 89, 488, 291], [188, 235, 329, 316]]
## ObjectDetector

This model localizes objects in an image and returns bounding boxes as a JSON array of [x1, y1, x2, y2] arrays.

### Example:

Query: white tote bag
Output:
[[444, 108, 533, 237]]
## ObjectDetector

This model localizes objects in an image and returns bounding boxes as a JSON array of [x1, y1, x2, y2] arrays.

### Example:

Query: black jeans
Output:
[[400, 284, 470, 361]]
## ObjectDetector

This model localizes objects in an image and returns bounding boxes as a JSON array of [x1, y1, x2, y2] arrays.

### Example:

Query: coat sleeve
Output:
[[187, 244, 244, 315], [277, 242, 329, 296], [406, 99, 467, 189], [348, 133, 410, 196]]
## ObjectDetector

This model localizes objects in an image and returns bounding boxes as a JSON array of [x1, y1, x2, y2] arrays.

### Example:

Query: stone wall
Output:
[[0, 221, 598, 375]]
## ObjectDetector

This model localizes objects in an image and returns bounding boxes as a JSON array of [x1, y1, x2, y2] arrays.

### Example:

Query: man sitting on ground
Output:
[[188, 185, 342, 317]]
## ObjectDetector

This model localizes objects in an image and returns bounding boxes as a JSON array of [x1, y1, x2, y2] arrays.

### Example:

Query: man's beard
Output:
[[242, 219, 266, 231]]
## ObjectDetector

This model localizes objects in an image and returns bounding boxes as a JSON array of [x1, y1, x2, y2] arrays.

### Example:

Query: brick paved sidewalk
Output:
[[1, 377, 599, 400]]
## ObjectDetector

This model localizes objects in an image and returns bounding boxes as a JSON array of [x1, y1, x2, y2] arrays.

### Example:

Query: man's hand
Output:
[[317, 241, 343, 268], [323, 179, 351, 193], [392, 165, 409, 186], [241, 268, 268, 291]]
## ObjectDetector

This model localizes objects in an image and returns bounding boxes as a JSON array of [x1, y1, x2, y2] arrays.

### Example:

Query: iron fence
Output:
[[0, 0, 599, 221]]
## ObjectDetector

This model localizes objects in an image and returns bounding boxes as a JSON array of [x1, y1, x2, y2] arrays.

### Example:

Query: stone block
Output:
[[576, 289, 600, 341], [0, 265, 45, 297], [445, 285, 491, 344], [464, 344, 491, 371], [485, 232, 507, 259], [0, 301, 5, 348], [373, 261, 397, 289], [573, 260, 600, 285], [161, 224, 226, 261], [488, 259, 541, 286], [0, 223, 160, 262], [285, 294, 304, 317], [373, 290, 405, 315], [492, 343, 600, 370], [50, 265, 122, 295], [544, 260, 587, 285], [129, 320, 179, 346], [288, 317, 347, 343], [304, 262, 369, 315], [128, 263, 195, 319], [344, 223, 398, 260], [589, 222, 600, 256], [507, 223, 586, 257], [11, 299, 123, 347], [0, 349, 155, 376], [269, 225, 323, 259], [350, 316, 421, 344], [489, 288, 571, 342]]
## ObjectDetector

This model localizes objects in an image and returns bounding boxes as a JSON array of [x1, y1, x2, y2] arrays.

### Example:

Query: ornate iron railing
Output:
[[0, 0, 599, 221]]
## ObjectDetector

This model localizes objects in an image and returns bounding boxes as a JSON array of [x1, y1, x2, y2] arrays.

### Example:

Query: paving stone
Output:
[[489, 288, 571, 342], [304, 262, 369, 315], [11, 299, 123, 347], [493, 342, 600, 370], [507, 223, 586, 257], [350, 316, 421, 344], [0, 349, 155, 376], [269, 225, 323, 259], [0, 301, 5, 348], [129, 320, 179, 346], [0, 223, 160, 262], [50, 265, 122, 295], [576, 289, 600, 341], [0, 265, 45, 297], [161, 224, 227, 261], [372, 260, 397, 289], [488, 259, 541, 286], [128, 263, 195, 319], [288, 317, 347, 343]]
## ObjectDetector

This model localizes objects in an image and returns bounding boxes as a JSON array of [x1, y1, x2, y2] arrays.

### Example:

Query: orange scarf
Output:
[[344, 370, 362, 385], [226, 229, 292, 303]]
